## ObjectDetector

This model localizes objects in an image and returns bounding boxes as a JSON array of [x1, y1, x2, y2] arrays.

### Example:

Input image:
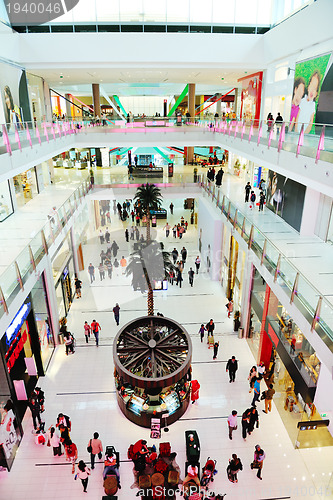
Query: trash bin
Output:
[[238, 327, 244, 339]]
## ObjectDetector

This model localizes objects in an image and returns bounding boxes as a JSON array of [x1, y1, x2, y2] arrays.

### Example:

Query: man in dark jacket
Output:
[[226, 356, 238, 382], [215, 168, 224, 187], [241, 407, 252, 441], [29, 396, 42, 431], [245, 182, 251, 202], [248, 406, 259, 434]]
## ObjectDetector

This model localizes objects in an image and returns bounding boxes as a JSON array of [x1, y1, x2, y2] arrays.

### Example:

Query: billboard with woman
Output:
[[0, 62, 32, 131]]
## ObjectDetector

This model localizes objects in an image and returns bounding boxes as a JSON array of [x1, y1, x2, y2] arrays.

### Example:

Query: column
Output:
[[234, 88, 239, 118], [200, 95, 205, 118], [92, 83, 101, 117], [65, 93, 73, 118], [35, 164, 45, 193], [47, 158, 54, 184], [299, 187, 321, 237], [187, 83, 195, 164], [216, 94, 222, 116]]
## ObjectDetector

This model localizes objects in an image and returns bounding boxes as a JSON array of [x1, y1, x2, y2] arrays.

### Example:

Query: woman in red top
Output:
[[65, 439, 78, 473], [191, 380, 200, 404]]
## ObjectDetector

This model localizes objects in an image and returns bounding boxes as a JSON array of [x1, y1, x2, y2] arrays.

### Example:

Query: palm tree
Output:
[[126, 240, 175, 316], [134, 183, 163, 242]]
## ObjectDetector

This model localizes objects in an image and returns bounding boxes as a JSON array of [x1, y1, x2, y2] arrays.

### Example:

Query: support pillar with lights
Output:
[[187, 83, 195, 164], [92, 83, 101, 117], [65, 94, 73, 118]]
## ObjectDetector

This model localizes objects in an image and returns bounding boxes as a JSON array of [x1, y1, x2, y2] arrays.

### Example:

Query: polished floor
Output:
[[1, 197, 332, 500]]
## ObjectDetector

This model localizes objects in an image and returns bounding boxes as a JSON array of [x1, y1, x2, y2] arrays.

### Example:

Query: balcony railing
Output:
[[0, 178, 91, 319], [202, 178, 333, 353]]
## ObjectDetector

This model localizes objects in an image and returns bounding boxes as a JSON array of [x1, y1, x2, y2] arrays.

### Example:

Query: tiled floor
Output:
[[1, 197, 332, 500]]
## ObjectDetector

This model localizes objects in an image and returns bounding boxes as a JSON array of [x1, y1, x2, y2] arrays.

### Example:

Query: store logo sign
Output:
[[5, 302, 31, 347], [5, 1, 80, 26]]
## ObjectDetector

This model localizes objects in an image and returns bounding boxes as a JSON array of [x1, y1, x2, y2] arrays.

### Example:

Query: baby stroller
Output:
[[201, 457, 218, 489]]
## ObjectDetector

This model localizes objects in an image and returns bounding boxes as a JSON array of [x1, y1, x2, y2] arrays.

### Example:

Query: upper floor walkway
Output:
[[1, 118, 333, 197]]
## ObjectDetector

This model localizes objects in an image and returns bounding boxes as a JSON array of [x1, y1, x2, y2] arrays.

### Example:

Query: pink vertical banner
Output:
[[228, 121, 233, 136], [267, 124, 274, 148], [277, 122, 285, 152], [315, 125, 325, 164], [14, 125, 22, 150], [248, 121, 253, 142], [62, 122, 67, 135], [296, 124, 304, 157], [2, 124, 12, 155], [234, 121, 239, 138], [35, 124, 41, 144], [241, 121, 246, 140], [50, 123, 56, 140], [26, 123, 32, 147], [223, 121, 228, 135], [257, 121, 263, 146], [71, 121, 76, 134], [43, 122, 49, 143]]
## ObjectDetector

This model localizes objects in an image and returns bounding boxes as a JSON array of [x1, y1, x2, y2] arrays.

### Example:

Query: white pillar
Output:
[[8, 177, 18, 212], [35, 164, 45, 193], [300, 187, 321, 237], [47, 158, 55, 184]]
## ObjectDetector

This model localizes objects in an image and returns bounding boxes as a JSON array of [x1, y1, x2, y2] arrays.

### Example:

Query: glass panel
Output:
[[43, 223, 53, 247], [120, 0, 143, 22], [30, 232, 45, 266], [0, 263, 20, 305], [278, 257, 297, 291], [143, 0, 167, 22], [318, 298, 333, 340], [167, 0, 189, 22], [252, 227, 265, 258], [96, 0, 120, 22], [212, 0, 235, 23], [190, 0, 212, 23], [264, 240, 279, 274], [16, 248, 33, 285], [235, 0, 257, 24], [296, 275, 319, 317]]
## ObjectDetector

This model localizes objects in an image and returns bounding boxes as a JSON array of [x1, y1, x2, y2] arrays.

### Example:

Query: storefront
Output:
[[220, 225, 245, 314], [13, 168, 39, 207], [30, 274, 55, 370], [0, 180, 14, 222], [248, 273, 333, 448], [52, 233, 74, 319]]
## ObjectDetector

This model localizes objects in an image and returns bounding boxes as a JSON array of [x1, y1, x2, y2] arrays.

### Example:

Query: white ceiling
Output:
[[31, 67, 253, 96]]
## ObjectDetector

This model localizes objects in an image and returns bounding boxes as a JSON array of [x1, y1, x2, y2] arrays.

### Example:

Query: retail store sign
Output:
[[5, 302, 31, 347]]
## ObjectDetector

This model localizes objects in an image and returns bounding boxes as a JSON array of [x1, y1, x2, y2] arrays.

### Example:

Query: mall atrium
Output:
[[0, 0, 333, 499]]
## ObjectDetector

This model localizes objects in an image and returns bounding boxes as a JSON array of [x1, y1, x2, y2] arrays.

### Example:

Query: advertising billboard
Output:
[[266, 170, 306, 232], [0, 62, 32, 130], [290, 53, 331, 134]]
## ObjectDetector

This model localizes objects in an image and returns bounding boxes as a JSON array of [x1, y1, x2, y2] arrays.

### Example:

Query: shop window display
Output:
[[13, 169, 38, 207], [0, 180, 13, 222]]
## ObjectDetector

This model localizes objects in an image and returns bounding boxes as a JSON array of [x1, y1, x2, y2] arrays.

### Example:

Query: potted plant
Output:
[[234, 311, 241, 332]]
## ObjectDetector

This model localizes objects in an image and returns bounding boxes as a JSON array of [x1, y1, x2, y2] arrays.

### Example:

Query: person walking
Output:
[[56, 413, 71, 431], [84, 321, 90, 343], [107, 260, 113, 279], [163, 222, 171, 237], [188, 267, 195, 287], [227, 299, 234, 318], [248, 406, 259, 435], [251, 445, 265, 480], [172, 225, 177, 238], [64, 439, 78, 474], [28, 396, 42, 432], [88, 432, 103, 469], [190, 380, 200, 404], [171, 248, 178, 264], [48, 426, 62, 456], [120, 256, 127, 274], [198, 324, 206, 343], [169, 202, 174, 215], [245, 182, 251, 202], [98, 263, 105, 281], [215, 167, 224, 187], [226, 356, 238, 382], [251, 377, 261, 406], [258, 191, 265, 211], [206, 319, 215, 338], [176, 268, 183, 288], [181, 246, 187, 263], [128, 163, 134, 180], [249, 191, 256, 209], [241, 407, 252, 441], [213, 341, 219, 360], [111, 240, 119, 258], [105, 228, 110, 244], [195, 256, 201, 274], [74, 275, 82, 298], [113, 303, 120, 326], [125, 229, 129, 242], [227, 410, 238, 440], [248, 366, 257, 392], [99, 230, 105, 244], [227, 454, 243, 483], [76, 460, 91, 492], [91, 319, 101, 346], [263, 384, 275, 414], [114, 258, 120, 275], [34, 387, 45, 413], [88, 263, 95, 284]]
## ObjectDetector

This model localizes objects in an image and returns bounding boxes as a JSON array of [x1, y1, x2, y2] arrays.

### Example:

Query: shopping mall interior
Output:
[[0, 1, 333, 499]]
